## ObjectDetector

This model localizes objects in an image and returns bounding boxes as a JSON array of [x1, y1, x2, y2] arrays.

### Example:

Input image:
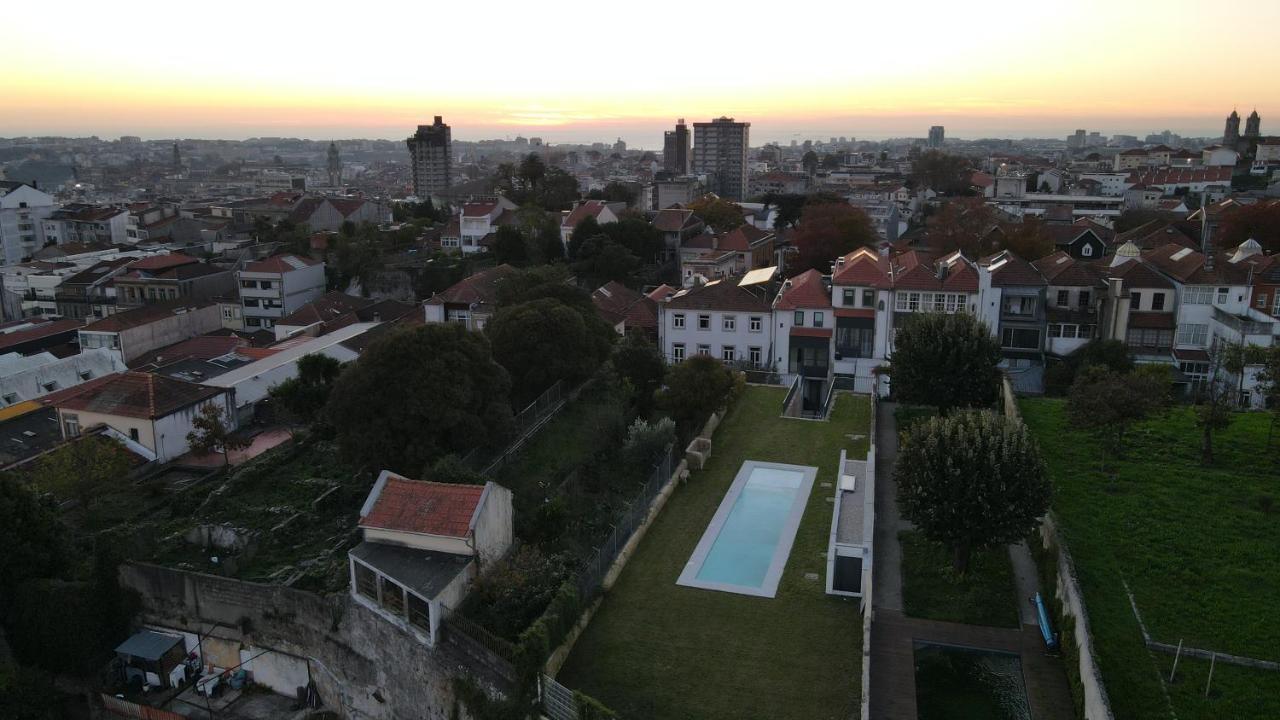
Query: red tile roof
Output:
[[1127, 312, 1175, 329], [652, 208, 700, 233], [0, 319, 82, 352], [984, 251, 1046, 287], [774, 269, 831, 310], [1033, 251, 1107, 287], [591, 281, 657, 331], [426, 264, 517, 307], [1127, 167, 1232, 186], [49, 371, 224, 419], [127, 253, 199, 271], [663, 278, 772, 313], [128, 335, 246, 369], [462, 201, 499, 218], [562, 200, 610, 228], [361, 475, 485, 538], [715, 224, 773, 252], [243, 254, 321, 274], [832, 248, 892, 289]]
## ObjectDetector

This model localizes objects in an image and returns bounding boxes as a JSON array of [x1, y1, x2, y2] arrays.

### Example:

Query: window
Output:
[[245, 317, 262, 327], [1176, 323, 1208, 347], [354, 563, 378, 600], [672, 343, 685, 362], [1001, 327, 1041, 350], [749, 316, 762, 332], [813, 312, 824, 328], [1131, 291, 1141, 310], [1056, 290, 1069, 307], [1184, 286, 1212, 304], [240, 280, 257, 289], [1126, 327, 1173, 351], [1001, 296, 1036, 316], [407, 593, 430, 633], [696, 344, 710, 356], [63, 413, 80, 438], [1081, 244, 1094, 257], [1257, 294, 1268, 309], [721, 346, 736, 362], [697, 314, 710, 330], [222, 307, 235, 319], [1216, 287, 1229, 305], [842, 288, 855, 305], [673, 313, 685, 329], [261, 281, 275, 289], [41, 381, 57, 392], [1078, 290, 1091, 309], [836, 321, 875, 358], [722, 315, 736, 332], [379, 576, 405, 616], [129, 428, 140, 442], [79, 370, 92, 381], [1048, 324, 1062, 338], [794, 310, 804, 326], [1151, 293, 1165, 311], [862, 289, 874, 307], [243, 298, 260, 307], [2, 393, 16, 405], [749, 346, 762, 366]]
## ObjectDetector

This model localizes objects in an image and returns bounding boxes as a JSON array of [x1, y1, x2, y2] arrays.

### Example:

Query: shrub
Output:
[[657, 355, 737, 431], [464, 546, 570, 641], [622, 417, 675, 470]]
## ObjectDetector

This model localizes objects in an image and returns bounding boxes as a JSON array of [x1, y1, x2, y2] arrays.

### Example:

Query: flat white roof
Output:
[[203, 322, 378, 388]]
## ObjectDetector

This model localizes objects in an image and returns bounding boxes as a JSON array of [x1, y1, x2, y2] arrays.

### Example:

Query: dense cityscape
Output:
[[3, 2, 1280, 720]]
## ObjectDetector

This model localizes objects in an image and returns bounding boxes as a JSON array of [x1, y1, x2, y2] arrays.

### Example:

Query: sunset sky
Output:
[[4, 0, 1278, 147]]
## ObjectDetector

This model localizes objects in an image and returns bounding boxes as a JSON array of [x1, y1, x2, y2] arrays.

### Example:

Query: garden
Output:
[[1020, 399, 1280, 720]]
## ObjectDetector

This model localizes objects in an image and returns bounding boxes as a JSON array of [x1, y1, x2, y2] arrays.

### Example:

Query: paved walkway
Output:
[[177, 427, 292, 467], [868, 401, 1073, 720]]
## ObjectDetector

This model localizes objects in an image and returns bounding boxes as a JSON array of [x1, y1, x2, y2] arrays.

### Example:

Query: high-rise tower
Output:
[[663, 119, 690, 175], [691, 117, 750, 201], [406, 116, 452, 198], [326, 142, 342, 186]]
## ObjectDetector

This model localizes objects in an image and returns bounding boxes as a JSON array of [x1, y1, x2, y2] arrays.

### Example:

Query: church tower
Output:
[[327, 142, 342, 186], [1245, 109, 1261, 138], [1223, 109, 1241, 147], [171, 142, 182, 171]]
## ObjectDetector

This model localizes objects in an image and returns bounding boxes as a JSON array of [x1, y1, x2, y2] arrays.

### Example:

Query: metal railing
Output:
[[782, 375, 801, 413], [460, 380, 573, 476], [573, 443, 677, 602], [541, 675, 580, 720]]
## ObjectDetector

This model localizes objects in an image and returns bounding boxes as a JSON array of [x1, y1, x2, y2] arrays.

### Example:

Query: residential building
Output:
[[656, 274, 774, 368], [271, 291, 415, 341], [0, 348, 126, 407], [41, 204, 130, 247], [78, 301, 223, 364], [830, 248, 893, 387], [288, 197, 392, 232], [773, 269, 835, 409], [1033, 251, 1108, 358], [349, 471, 513, 646], [423, 264, 517, 331], [927, 125, 945, 149], [1039, 219, 1112, 259], [236, 254, 325, 330], [560, 200, 624, 248], [47, 371, 235, 463], [53, 257, 133, 320], [978, 251, 1048, 393], [1101, 243, 1178, 362], [0, 181, 56, 265], [650, 207, 705, 256], [453, 197, 518, 254], [407, 116, 452, 198], [591, 281, 657, 337], [0, 318, 83, 357], [663, 119, 690, 175], [678, 224, 775, 286], [655, 177, 702, 210], [692, 117, 750, 201], [114, 254, 235, 309]]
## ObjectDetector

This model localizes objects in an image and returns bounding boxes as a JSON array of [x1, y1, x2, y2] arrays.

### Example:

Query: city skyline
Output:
[[4, 0, 1278, 148]]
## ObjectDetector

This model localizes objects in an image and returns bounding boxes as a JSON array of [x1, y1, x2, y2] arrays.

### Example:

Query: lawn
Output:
[[899, 530, 1020, 628], [556, 386, 871, 720], [1020, 399, 1280, 720]]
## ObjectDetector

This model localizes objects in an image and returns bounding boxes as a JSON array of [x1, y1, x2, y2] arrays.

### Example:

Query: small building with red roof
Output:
[[349, 470, 513, 646], [559, 200, 624, 248]]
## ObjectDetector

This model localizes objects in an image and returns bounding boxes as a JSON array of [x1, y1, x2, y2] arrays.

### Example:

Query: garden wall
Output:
[[119, 562, 509, 720], [1002, 376, 1115, 720]]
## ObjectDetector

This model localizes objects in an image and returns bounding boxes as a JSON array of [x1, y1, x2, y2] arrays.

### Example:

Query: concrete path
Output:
[[868, 400, 1074, 720]]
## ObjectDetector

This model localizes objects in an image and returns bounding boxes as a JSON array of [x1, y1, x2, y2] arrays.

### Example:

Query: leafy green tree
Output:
[[888, 312, 1002, 413], [1067, 366, 1166, 471], [612, 331, 666, 415], [34, 436, 133, 520], [567, 216, 602, 259], [491, 225, 533, 267], [586, 182, 638, 205], [487, 298, 615, 402], [801, 151, 819, 176], [911, 150, 972, 195], [269, 353, 344, 429], [572, 236, 641, 287], [327, 324, 514, 474], [0, 666, 60, 720], [687, 195, 745, 233], [895, 410, 1050, 573], [762, 193, 807, 229], [187, 403, 249, 466], [602, 217, 664, 263], [0, 475, 65, 611], [657, 355, 738, 431], [790, 201, 877, 274]]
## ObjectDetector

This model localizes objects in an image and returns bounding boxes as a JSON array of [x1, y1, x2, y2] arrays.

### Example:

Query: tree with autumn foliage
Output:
[[789, 201, 877, 274], [687, 195, 745, 233], [998, 217, 1055, 261], [924, 198, 998, 257]]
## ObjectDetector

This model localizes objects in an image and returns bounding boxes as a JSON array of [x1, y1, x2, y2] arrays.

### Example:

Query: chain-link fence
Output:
[[460, 380, 572, 476]]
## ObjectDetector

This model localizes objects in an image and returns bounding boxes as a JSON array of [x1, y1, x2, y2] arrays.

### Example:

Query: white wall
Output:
[[472, 483, 514, 564], [657, 303, 772, 366]]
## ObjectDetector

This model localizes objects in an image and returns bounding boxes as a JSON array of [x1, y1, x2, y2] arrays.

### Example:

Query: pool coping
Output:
[[676, 460, 817, 598]]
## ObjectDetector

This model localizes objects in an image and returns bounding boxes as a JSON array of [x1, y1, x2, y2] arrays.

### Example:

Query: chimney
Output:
[[836, 256, 846, 267]]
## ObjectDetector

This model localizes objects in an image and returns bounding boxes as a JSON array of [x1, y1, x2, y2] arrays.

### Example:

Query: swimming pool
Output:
[[914, 642, 1031, 720], [676, 461, 817, 598]]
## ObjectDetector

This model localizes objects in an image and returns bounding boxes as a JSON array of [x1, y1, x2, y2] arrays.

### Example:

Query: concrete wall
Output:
[[472, 483, 514, 564], [119, 562, 507, 720], [1002, 377, 1115, 720], [117, 304, 223, 363]]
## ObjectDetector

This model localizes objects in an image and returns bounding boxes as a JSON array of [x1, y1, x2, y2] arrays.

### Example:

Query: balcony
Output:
[[1212, 306, 1278, 339]]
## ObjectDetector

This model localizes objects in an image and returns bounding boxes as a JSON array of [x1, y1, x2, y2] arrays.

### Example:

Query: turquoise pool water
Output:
[[677, 462, 815, 597], [914, 642, 1031, 720]]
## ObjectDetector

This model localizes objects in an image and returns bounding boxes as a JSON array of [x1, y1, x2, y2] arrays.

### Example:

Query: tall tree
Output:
[[656, 355, 738, 431], [790, 201, 877, 274], [801, 151, 819, 176], [491, 225, 534, 267], [1067, 366, 1165, 471], [269, 353, 344, 429], [762, 193, 807, 229], [925, 198, 997, 257], [888, 312, 1002, 413], [1000, 218, 1055, 260], [612, 330, 666, 416], [186, 403, 249, 466], [567, 216, 602, 260], [895, 410, 1050, 573], [0, 475, 66, 611], [326, 324, 514, 474], [572, 236, 641, 287], [1195, 343, 1238, 466], [486, 298, 615, 403], [33, 436, 133, 521], [910, 150, 972, 195], [687, 196, 745, 233]]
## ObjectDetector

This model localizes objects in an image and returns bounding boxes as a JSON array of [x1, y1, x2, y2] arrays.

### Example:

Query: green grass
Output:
[[899, 530, 1021, 628], [556, 387, 871, 720], [1020, 399, 1280, 720]]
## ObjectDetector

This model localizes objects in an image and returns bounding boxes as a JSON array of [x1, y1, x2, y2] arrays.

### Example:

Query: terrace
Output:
[[555, 386, 871, 720]]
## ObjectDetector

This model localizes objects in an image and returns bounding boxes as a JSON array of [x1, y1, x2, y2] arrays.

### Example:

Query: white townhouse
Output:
[[773, 268, 836, 410], [236, 254, 325, 330], [1032, 251, 1109, 358], [829, 248, 894, 387], [0, 182, 56, 265], [656, 271, 775, 368]]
